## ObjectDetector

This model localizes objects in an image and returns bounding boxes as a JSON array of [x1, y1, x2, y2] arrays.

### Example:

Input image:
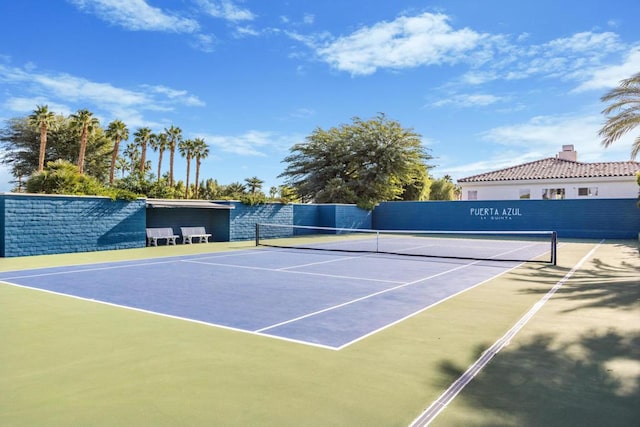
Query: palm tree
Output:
[[28, 105, 58, 173], [69, 109, 99, 174], [165, 125, 182, 187], [178, 138, 197, 198], [105, 119, 129, 184], [150, 132, 169, 182], [245, 176, 264, 194], [600, 71, 640, 159], [124, 142, 140, 174], [133, 127, 152, 174], [115, 156, 129, 178], [192, 137, 209, 198], [224, 182, 246, 199]]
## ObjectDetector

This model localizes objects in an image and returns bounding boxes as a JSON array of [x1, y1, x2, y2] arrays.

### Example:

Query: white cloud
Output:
[[68, 0, 199, 32], [482, 113, 632, 160], [142, 85, 206, 107], [4, 97, 73, 116], [196, 0, 255, 22], [199, 130, 302, 156], [311, 12, 487, 75], [572, 46, 640, 92], [191, 33, 217, 52], [0, 63, 204, 128], [439, 112, 637, 180], [431, 93, 503, 108]]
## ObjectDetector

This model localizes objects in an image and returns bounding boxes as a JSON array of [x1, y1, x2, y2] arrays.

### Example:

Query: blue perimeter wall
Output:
[[374, 199, 640, 239], [294, 204, 372, 229], [226, 203, 373, 241], [1, 196, 637, 257], [1, 194, 146, 257]]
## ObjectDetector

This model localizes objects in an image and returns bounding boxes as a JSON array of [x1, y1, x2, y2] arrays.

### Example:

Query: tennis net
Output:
[[255, 223, 557, 264]]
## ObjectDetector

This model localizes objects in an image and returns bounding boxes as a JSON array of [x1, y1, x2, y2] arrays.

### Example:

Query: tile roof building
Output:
[[458, 145, 640, 200]]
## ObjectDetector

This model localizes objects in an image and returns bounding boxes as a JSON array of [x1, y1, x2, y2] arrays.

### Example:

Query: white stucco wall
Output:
[[459, 176, 639, 200]]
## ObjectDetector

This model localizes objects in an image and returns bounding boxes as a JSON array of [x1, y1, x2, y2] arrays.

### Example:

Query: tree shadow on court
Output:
[[516, 241, 639, 312], [438, 330, 640, 426], [434, 241, 640, 425]]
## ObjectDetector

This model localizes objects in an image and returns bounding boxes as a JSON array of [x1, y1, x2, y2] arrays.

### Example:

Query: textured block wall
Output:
[[293, 204, 320, 226], [334, 204, 372, 229], [1, 194, 146, 257], [373, 199, 640, 239], [229, 203, 293, 241], [293, 204, 372, 229]]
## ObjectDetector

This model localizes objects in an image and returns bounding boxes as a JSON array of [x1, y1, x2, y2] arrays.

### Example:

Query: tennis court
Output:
[[1, 234, 638, 426], [0, 227, 553, 350]]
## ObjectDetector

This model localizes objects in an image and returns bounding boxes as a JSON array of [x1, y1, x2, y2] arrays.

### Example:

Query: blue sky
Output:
[[1, 0, 639, 193]]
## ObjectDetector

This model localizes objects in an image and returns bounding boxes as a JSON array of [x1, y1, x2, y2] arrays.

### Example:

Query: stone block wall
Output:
[[0, 194, 146, 257], [229, 202, 294, 241]]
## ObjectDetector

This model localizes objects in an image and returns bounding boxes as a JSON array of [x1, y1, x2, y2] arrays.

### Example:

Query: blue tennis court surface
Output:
[[0, 246, 550, 350]]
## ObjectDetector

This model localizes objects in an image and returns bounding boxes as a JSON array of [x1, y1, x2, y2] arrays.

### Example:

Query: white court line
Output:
[[0, 259, 184, 281], [408, 240, 603, 427], [257, 241, 547, 335], [255, 261, 479, 333], [181, 259, 404, 284], [0, 279, 340, 351]]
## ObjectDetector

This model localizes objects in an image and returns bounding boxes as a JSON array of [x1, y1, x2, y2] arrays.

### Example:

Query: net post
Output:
[[551, 231, 557, 265], [255, 223, 260, 246]]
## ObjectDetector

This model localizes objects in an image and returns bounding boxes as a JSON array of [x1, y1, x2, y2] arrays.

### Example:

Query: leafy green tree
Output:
[[165, 125, 182, 187], [69, 109, 100, 174], [400, 162, 431, 201], [280, 113, 432, 209], [26, 159, 137, 200], [1, 113, 110, 185], [28, 105, 58, 173], [279, 185, 299, 203], [192, 137, 209, 198], [600, 71, 640, 159], [0, 117, 39, 184], [105, 120, 129, 185], [27, 159, 100, 194], [199, 178, 220, 200], [178, 138, 196, 198], [429, 175, 458, 200]]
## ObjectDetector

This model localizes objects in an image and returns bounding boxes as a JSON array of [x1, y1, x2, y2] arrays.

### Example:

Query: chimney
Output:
[[557, 144, 577, 161]]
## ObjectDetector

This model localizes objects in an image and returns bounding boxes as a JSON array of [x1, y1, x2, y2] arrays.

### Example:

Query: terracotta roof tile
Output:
[[458, 158, 640, 183]]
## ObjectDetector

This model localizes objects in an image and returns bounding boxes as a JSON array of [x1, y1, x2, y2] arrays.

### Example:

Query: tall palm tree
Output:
[[133, 127, 152, 174], [124, 142, 140, 175], [149, 132, 169, 182], [245, 176, 264, 194], [600, 71, 640, 159], [105, 119, 129, 184], [28, 105, 58, 173], [69, 109, 99, 174], [165, 125, 182, 187], [178, 138, 196, 199], [192, 137, 209, 199]]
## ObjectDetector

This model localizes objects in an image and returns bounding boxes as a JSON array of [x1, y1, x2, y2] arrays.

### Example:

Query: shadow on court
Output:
[[431, 240, 640, 427], [437, 330, 640, 427], [516, 241, 640, 312]]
